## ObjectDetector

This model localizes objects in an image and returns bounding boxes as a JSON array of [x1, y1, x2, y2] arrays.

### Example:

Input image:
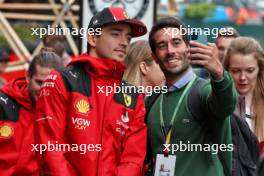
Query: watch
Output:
[[88, 0, 150, 19]]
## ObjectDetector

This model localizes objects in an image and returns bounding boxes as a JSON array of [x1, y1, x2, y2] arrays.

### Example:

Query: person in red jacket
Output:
[[35, 7, 147, 176], [0, 49, 63, 175]]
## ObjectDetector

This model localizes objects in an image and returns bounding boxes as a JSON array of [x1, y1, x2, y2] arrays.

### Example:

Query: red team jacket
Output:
[[35, 54, 147, 176], [0, 78, 38, 175]]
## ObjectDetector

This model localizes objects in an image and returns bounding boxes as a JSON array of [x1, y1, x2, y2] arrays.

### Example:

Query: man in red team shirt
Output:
[[35, 7, 148, 176], [0, 49, 63, 175]]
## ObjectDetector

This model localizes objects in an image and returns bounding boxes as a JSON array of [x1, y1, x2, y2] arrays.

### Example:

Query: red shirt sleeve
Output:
[[116, 94, 147, 176], [34, 71, 75, 176]]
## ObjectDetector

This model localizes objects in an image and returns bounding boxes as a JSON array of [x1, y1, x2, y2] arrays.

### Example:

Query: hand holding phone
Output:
[[188, 39, 224, 80], [189, 33, 208, 68]]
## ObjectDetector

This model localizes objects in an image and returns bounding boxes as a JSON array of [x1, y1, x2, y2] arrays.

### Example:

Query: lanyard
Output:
[[159, 75, 196, 145]]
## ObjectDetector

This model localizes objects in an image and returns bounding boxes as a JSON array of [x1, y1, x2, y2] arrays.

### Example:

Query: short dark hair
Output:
[[43, 35, 66, 57], [28, 48, 63, 77], [86, 22, 131, 53], [149, 17, 190, 53]]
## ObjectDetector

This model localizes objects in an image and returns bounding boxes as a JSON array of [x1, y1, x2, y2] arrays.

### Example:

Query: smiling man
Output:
[[35, 7, 148, 176], [145, 17, 237, 176]]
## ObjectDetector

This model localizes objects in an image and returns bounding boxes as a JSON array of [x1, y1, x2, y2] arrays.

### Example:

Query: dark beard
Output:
[[159, 59, 189, 77], [165, 62, 189, 76]]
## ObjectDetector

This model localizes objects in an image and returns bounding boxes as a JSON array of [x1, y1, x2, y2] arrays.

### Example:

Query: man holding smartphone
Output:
[[145, 17, 237, 176]]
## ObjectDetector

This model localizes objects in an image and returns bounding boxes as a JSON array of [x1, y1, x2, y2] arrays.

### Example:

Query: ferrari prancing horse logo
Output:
[[123, 93, 131, 107]]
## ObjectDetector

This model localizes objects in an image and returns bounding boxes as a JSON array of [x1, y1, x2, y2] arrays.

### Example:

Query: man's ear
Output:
[[87, 34, 97, 47], [139, 61, 149, 76]]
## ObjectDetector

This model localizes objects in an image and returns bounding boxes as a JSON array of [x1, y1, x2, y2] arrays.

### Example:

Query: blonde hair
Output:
[[224, 37, 264, 141], [123, 40, 153, 86]]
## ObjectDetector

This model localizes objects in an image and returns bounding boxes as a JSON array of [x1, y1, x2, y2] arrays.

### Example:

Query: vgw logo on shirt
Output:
[[71, 117, 91, 130]]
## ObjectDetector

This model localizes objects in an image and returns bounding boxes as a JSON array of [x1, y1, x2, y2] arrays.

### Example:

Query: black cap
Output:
[[88, 7, 147, 37]]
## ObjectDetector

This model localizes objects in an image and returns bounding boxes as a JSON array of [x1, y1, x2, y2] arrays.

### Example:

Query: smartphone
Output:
[[190, 32, 208, 68], [191, 33, 208, 45]]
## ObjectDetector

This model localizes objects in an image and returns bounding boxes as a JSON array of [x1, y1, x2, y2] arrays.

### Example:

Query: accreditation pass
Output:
[[154, 154, 176, 176]]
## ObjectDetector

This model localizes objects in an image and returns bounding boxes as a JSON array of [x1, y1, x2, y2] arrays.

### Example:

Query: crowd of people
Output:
[[0, 6, 264, 176]]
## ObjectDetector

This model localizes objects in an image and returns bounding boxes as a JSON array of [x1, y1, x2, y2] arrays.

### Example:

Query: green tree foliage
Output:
[[185, 3, 216, 19]]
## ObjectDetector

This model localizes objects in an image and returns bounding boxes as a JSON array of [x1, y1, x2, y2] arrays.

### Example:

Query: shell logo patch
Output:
[[0, 124, 13, 138], [75, 99, 90, 115]]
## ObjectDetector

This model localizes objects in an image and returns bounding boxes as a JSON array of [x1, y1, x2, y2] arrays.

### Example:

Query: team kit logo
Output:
[[72, 99, 91, 130], [123, 93, 131, 107], [72, 96, 132, 133], [0, 124, 14, 138], [115, 93, 132, 135], [75, 99, 90, 115], [123, 11, 129, 19]]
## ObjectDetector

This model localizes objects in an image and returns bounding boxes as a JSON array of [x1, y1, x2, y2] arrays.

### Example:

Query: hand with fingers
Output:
[[188, 41, 224, 80]]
